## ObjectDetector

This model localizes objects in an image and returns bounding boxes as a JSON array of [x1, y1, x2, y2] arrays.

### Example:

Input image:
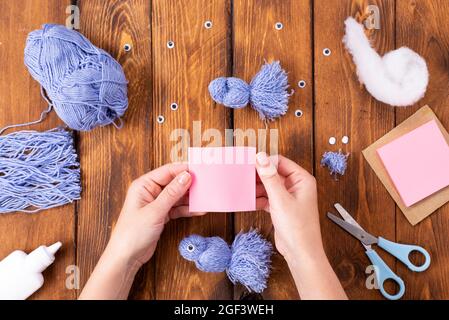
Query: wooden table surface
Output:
[[1, 0, 449, 300]]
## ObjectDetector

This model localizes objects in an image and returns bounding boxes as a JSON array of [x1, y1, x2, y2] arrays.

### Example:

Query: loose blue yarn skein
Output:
[[208, 61, 290, 121], [24, 24, 128, 131], [0, 128, 81, 213], [179, 230, 273, 293]]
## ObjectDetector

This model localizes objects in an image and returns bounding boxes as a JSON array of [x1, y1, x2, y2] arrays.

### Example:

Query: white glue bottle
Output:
[[0, 242, 62, 300]]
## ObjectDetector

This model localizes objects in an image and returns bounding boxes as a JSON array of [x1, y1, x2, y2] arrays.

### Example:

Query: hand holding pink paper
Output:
[[188, 147, 256, 212]]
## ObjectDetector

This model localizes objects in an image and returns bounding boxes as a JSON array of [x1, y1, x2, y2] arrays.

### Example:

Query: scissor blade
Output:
[[334, 203, 366, 231], [327, 212, 378, 245]]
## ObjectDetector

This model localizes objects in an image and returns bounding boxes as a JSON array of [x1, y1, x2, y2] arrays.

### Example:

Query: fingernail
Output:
[[256, 152, 270, 167], [178, 171, 191, 185]]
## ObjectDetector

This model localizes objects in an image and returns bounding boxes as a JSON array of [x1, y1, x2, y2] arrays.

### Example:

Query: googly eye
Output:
[[298, 80, 306, 88], [170, 102, 179, 111], [342, 136, 349, 144], [157, 115, 165, 124], [329, 136, 336, 145], [204, 20, 213, 29], [167, 40, 175, 49], [323, 48, 331, 56], [295, 109, 303, 118], [275, 22, 283, 30], [187, 244, 195, 252], [123, 43, 132, 52]]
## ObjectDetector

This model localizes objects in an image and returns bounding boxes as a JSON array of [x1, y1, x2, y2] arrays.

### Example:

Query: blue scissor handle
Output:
[[365, 249, 405, 300], [378, 237, 431, 272]]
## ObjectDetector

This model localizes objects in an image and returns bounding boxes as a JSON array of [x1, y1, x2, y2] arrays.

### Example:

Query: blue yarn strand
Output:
[[0, 128, 81, 213], [208, 61, 290, 120]]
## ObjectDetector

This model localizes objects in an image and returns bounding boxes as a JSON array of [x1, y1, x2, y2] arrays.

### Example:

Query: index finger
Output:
[[137, 162, 188, 187]]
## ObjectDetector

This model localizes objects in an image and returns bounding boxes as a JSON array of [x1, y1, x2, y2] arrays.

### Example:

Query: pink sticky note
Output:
[[188, 147, 256, 212], [377, 120, 449, 207]]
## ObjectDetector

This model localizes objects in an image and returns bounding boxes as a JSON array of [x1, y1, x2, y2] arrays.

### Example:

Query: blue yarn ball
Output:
[[24, 24, 128, 131], [179, 235, 231, 273], [208, 61, 290, 120], [208, 77, 250, 109]]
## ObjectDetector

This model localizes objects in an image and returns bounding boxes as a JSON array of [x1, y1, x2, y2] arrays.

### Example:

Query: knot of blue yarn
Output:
[[179, 230, 272, 293], [208, 61, 290, 121], [24, 24, 128, 131]]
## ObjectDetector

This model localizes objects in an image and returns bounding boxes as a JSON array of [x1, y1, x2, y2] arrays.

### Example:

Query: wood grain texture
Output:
[[0, 0, 74, 299], [233, 0, 313, 300], [396, 0, 449, 299], [3, 0, 449, 300], [314, 0, 396, 299], [152, 0, 233, 299], [76, 0, 153, 298]]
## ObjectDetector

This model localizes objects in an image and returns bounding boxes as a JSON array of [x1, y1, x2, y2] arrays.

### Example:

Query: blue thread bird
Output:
[[179, 230, 273, 293], [208, 61, 290, 121]]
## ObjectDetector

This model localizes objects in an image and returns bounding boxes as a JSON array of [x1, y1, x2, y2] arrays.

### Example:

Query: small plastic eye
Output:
[[204, 20, 213, 29], [295, 109, 303, 118], [167, 41, 175, 49], [123, 43, 132, 52], [187, 244, 195, 252], [342, 136, 349, 144], [275, 22, 283, 30], [298, 80, 306, 88], [329, 137, 336, 145], [323, 48, 331, 56], [170, 103, 179, 111], [157, 115, 165, 124]]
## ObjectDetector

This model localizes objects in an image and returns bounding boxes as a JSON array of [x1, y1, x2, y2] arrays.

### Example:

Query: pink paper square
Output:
[[377, 120, 449, 207], [188, 147, 256, 212]]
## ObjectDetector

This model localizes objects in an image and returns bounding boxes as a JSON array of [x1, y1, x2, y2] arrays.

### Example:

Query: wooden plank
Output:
[[152, 0, 233, 299], [314, 0, 396, 299], [76, 0, 153, 299], [233, 0, 313, 299], [396, 0, 449, 299], [0, 0, 74, 299]]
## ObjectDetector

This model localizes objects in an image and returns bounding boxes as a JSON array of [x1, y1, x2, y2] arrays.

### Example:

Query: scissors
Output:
[[327, 203, 431, 300]]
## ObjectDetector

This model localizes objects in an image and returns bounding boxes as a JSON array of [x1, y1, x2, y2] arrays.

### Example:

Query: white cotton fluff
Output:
[[343, 17, 429, 107]]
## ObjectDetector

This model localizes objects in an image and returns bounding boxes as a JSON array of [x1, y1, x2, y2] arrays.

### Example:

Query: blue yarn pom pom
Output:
[[24, 24, 128, 131], [179, 230, 273, 293], [208, 61, 290, 120], [321, 151, 349, 176], [0, 128, 81, 213]]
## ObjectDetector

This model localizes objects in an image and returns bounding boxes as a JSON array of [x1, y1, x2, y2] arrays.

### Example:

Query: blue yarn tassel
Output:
[[0, 128, 81, 213], [179, 230, 273, 293], [321, 151, 349, 176], [208, 61, 290, 121]]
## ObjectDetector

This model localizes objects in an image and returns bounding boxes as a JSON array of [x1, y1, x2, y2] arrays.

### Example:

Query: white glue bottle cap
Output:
[[25, 242, 62, 273]]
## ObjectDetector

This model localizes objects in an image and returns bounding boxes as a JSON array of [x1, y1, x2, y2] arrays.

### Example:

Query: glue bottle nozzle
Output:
[[47, 242, 62, 255]]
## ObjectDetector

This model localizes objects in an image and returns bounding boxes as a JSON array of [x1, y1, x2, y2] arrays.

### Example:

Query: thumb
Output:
[[150, 171, 192, 215], [256, 152, 289, 201]]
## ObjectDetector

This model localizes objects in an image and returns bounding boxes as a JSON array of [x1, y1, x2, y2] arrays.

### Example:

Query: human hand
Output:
[[255, 153, 323, 261], [106, 163, 205, 268]]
